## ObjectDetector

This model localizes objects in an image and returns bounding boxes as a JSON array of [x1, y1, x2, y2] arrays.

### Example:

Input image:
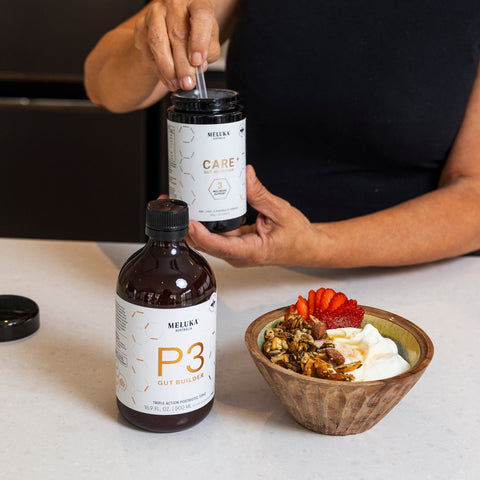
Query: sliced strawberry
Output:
[[287, 287, 364, 329], [307, 289, 316, 316], [314, 288, 325, 316], [319, 288, 336, 312], [326, 292, 347, 312], [333, 299, 359, 315], [321, 307, 364, 329], [295, 295, 309, 319]]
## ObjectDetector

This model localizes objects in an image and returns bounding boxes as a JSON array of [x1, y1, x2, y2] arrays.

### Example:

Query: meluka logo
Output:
[[207, 129, 230, 139], [168, 318, 199, 330]]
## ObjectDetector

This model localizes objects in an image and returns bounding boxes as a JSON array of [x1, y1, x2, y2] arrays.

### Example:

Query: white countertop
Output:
[[1, 238, 479, 480]]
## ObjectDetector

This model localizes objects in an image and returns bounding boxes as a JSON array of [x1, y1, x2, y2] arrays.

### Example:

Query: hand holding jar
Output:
[[186, 165, 322, 268]]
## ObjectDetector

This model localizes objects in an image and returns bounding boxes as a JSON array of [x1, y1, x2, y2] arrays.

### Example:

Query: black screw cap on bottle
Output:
[[145, 199, 189, 240]]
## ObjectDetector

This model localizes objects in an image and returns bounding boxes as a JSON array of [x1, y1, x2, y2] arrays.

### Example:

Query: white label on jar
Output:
[[115, 293, 216, 415], [167, 119, 246, 222]]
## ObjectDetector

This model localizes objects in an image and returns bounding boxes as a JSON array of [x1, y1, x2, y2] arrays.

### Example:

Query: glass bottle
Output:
[[115, 199, 217, 432]]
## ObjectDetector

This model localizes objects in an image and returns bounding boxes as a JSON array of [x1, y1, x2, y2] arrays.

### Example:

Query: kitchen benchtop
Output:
[[0, 238, 479, 480]]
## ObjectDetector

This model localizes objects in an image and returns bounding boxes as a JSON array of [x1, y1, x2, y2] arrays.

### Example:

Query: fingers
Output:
[[165, 0, 195, 90], [135, 0, 220, 91], [187, 221, 261, 267], [222, 223, 257, 237], [188, 2, 221, 65], [135, 7, 178, 90]]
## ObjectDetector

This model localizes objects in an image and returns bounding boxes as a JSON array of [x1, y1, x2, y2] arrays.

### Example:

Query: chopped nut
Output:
[[311, 321, 326, 340], [325, 347, 345, 365]]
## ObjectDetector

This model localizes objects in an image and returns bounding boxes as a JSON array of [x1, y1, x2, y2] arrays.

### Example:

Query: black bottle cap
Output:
[[0, 295, 40, 342], [145, 199, 189, 240]]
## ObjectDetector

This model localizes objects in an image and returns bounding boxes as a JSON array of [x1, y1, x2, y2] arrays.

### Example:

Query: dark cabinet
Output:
[[0, 1, 145, 79], [0, 0, 153, 242], [0, 100, 148, 242]]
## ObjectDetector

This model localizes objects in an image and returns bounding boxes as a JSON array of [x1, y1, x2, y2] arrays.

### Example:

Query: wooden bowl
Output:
[[245, 306, 434, 435]]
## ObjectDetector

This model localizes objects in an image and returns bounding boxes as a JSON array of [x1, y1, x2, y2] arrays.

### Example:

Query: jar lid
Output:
[[0, 295, 40, 342], [170, 88, 240, 113]]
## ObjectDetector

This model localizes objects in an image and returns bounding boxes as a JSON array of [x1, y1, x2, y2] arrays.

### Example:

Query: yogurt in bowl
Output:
[[327, 323, 411, 381]]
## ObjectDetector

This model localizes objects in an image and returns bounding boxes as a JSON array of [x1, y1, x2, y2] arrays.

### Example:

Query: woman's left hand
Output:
[[186, 165, 325, 267]]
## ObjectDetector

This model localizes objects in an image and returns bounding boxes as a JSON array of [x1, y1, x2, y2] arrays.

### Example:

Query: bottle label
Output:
[[167, 119, 246, 222], [115, 293, 217, 416]]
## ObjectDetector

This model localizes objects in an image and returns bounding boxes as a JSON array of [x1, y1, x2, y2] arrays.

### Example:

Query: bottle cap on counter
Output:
[[145, 199, 189, 240], [0, 295, 40, 342]]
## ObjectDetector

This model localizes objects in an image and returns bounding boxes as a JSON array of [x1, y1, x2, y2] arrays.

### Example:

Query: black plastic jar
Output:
[[167, 89, 246, 233]]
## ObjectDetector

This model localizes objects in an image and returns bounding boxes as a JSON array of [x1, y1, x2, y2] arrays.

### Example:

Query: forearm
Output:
[[313, 178, 480, 268], [84, 27, 166, 113]]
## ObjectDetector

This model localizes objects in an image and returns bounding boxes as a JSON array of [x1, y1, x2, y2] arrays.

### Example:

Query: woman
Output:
[[84, 0, 480, 267]]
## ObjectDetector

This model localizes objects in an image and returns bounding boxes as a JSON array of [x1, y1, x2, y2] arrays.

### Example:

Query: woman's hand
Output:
[[133, 0, 221, 92], [187, 165, 326, 267]]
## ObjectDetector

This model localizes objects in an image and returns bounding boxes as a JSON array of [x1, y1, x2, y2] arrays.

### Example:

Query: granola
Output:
[[263, 313, 362, 381]]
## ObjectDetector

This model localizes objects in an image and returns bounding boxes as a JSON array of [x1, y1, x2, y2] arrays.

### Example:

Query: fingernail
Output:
[[181, 75, 194, 90], [190, 51, 203, 66], [188, 221, 195, 235]]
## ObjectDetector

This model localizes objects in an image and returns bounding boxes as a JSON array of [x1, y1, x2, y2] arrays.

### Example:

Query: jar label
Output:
[[167, 119, 246, 222], [115, 293, 217, 415]]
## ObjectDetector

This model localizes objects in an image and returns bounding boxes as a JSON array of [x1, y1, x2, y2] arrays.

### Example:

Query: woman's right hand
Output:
[[85, 0, 239, 112], [133, 0, 221, 92]]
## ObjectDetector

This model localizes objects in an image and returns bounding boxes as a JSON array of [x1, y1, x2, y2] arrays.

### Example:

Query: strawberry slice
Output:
[[307, 289, 316, 316], [333, 299, 359, 315], [314, 288, 325, 316], [319, 298, 364, 329], [326, 292, 347, 312], [295, 295, 309, 319], [319, 288, 336, 312], [320, 308, 364, 329]]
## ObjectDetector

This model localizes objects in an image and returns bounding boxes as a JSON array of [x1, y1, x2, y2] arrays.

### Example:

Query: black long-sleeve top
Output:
[[226, 0, 480, 223]]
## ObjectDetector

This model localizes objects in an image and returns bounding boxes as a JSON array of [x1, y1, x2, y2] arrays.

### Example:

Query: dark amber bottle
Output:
[[115, 199, 217, 432]]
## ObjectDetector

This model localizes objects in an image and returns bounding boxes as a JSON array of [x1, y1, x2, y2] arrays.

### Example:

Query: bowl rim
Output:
[[245, 305, 434, 386]]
